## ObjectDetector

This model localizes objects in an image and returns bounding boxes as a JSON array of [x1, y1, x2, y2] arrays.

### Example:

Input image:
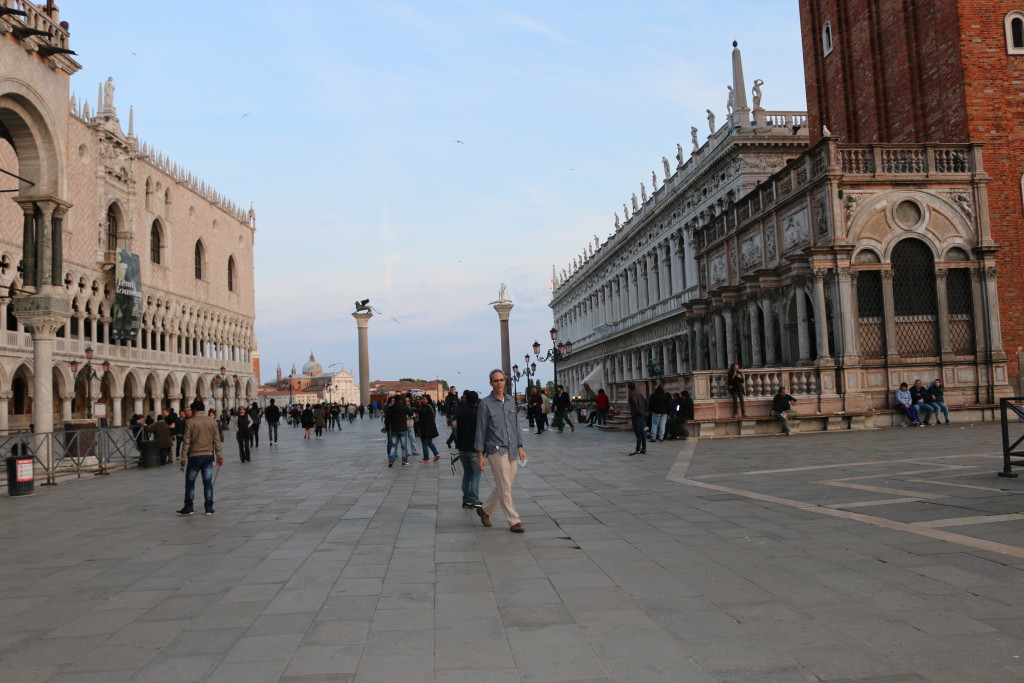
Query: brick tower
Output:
[[799, 0, 1024, 387]]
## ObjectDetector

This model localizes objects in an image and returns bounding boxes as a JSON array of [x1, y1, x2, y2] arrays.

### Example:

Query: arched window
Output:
[[106, 205, 118, 251], [194, 240, 204, 280], [150, 220, 162, 264], [892, 238, 938, 357], [822, 21, 834, 56], [227, 256, 235, 292], [856, 270, 885, 359], [1006, 12, 1024, 53]]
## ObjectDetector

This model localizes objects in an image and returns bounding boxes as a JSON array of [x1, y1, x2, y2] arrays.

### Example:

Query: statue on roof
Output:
[[752, 79, 764, 109], [707, 109, 716, 133], [726, 85, 735, 116], [662, 156, 671, 178], [691, 126, 699, 152]]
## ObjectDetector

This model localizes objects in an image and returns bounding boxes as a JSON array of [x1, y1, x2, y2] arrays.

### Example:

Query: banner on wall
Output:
[[110, 249, 141, 342]]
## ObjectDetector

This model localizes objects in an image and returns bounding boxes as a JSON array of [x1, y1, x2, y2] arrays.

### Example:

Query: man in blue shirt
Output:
[[475, 369, 528, 533]]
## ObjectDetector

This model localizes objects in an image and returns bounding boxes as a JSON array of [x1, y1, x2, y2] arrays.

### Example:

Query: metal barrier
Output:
[[0, 426, 141, 485], [998, 397, 1024, 478]]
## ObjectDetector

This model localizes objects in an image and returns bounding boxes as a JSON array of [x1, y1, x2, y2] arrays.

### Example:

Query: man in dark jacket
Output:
[[553, 385, 575, 433], [628, 382, 647, 456], [145, 412, 174, 465], [387, 397, 414, 467], [926, 379, 950, 425], [771, 387, 797, 436], [264, 399, 281, 445], [648, 386, 670, 442]]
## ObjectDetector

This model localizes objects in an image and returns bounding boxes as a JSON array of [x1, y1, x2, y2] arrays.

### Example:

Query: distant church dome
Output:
[[302, 352, 323, 376]]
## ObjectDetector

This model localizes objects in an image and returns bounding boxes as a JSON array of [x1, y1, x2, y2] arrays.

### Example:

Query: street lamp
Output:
[[70, 347, 110, 420], [532, 327, 572, 386], [508, 356, 537, 401]]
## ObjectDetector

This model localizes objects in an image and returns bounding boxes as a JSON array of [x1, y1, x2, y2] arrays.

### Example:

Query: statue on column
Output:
[[676, 144, 684, 168], [726, 85, 735, 116], [707, 109, 716, 133], [614, 212, 621, 230], [662, 155, 671, 178], [631, 193, 639, 212], [651, 170, 658, 191], [640, 183, 648, 203], [623, 203, 630, 220], [691, 126, 699, 152], [752, 79, 764, 109]]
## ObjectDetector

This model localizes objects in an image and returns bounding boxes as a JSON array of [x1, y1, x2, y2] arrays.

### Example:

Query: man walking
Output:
[[553, 385, 575, 433], [475, 369, 528, 533], [178, 399, 223, 516], [627, 382, 647, 456], [264, 398, 281, 445]]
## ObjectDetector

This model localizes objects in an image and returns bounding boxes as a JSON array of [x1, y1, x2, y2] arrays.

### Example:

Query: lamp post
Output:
[[531, 327, 572, 387], [70, 347, 110, 421], [508, 355, 537, 402]]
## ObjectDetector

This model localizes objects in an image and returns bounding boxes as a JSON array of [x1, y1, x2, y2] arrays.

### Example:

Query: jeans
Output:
[[333, 415, 342, 430], [251, 426, 259, 447], [631, 415, 646, 452], [159, 446, 171, 465], [898, 404, 919, 423], [421, 437, 439, 459], [407, 428, 418, 453], [535, 412, 548, 432], [237, 433, 251, 462], [390, 431, 409, 464], [184, 455, 215, 511], [651, 413, 667, 440], [596, 409, 607, 425], [267, 421, 279, 443], [917, 402, 935, 423], [928, 401, 949, 422], [775, 410, 794, 435], [555, 409, 574, 431], [460, 452, 481, 505]]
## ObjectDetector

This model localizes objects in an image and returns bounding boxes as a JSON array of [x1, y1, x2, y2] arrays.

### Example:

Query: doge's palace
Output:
[[0, 1, 257, 430]]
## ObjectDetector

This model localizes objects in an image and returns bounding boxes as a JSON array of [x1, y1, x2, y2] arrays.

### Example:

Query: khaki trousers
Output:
[[483, 451, 520, 526]]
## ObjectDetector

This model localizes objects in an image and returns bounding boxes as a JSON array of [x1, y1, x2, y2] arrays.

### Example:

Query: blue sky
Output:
[[65, 1, 806, 395]]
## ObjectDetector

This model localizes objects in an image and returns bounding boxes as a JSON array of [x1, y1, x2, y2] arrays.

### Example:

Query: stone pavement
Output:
[[2, 414, 1024, 682]]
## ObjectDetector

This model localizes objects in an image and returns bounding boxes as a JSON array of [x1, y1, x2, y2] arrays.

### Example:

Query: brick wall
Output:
[[799, 0, 1024, 387]]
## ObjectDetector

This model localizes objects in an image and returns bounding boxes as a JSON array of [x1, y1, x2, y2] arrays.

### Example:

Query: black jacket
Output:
[[926, 383, 945, 403], [677, 396, 695, 420], [418, 404, 439, 440], [264, 404, 281, 423], [455, 404, 478, 453], [649, 390, 670, 414]]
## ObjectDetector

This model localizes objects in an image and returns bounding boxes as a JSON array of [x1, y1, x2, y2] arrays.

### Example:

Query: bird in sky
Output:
[[454, 140, 464, 144], [241, 113, 251, 118]]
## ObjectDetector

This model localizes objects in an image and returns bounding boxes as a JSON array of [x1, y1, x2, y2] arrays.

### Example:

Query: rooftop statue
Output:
[[691, 126, 699, 152], [662, 155, 671, 178], [752, 79, 764, 109], [707, 109, 716, 133]]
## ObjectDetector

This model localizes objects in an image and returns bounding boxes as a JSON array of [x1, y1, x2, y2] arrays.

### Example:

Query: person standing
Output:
[[456, 390, 482, 509], [627, 382, 647, 456], [313, 404, 326, 439], [235, 406, 253, 462], [145, 412, 173, 465], [676, 390, 694, 439], [248, 402, 261, 448], [388, 396, 414, 467], [593, 388, 609, 426], [300, 404, 314, 439], [178, 400, 222, 516], [418, 398, 441, 462], [553, 385, 575, 433], [727, 362, 747, 417], [475, 370, 528, 533], [264, 398, 281, 445], [404, 396, 419, 455], [648, 386, 669, 442]]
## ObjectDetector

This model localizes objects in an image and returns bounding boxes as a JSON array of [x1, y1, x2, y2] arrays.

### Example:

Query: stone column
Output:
[[60, 392, 74, 422], [694, 317, 706, 371], [109, 394, 123, 426], [933, 268, 953, 357], [837, 268, 859, 362], [0, 391, 10, 431], [352, 311, 373, 406], [660, 246, 672, 300], [971, 268, 987, 354], [715, 313, 727, 369], [675, 338, 684, 374], [762, 299, 778, 365], [669, 236, 683, 294], [13, 197, 70, 483], [748, 301, 763, 367], [723, 307, 737, 367], [880, 270, 900, 361], [811, 271, 831, 364], [795, 285, 812, 364], [133, 396, 144, 418], [983, 265, 1004, 352], [493, 300, 514, 377]]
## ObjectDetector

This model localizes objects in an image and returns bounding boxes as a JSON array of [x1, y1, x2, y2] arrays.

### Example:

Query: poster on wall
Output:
[[110, 249, 141, 342]]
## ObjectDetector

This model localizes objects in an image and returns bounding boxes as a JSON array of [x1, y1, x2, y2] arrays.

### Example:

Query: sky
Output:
[[63, 1, 807, 396]]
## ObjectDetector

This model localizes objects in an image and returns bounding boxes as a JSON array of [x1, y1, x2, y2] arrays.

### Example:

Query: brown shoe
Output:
[[477, 507, 491, 527], [510, 523, 524, 533]]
